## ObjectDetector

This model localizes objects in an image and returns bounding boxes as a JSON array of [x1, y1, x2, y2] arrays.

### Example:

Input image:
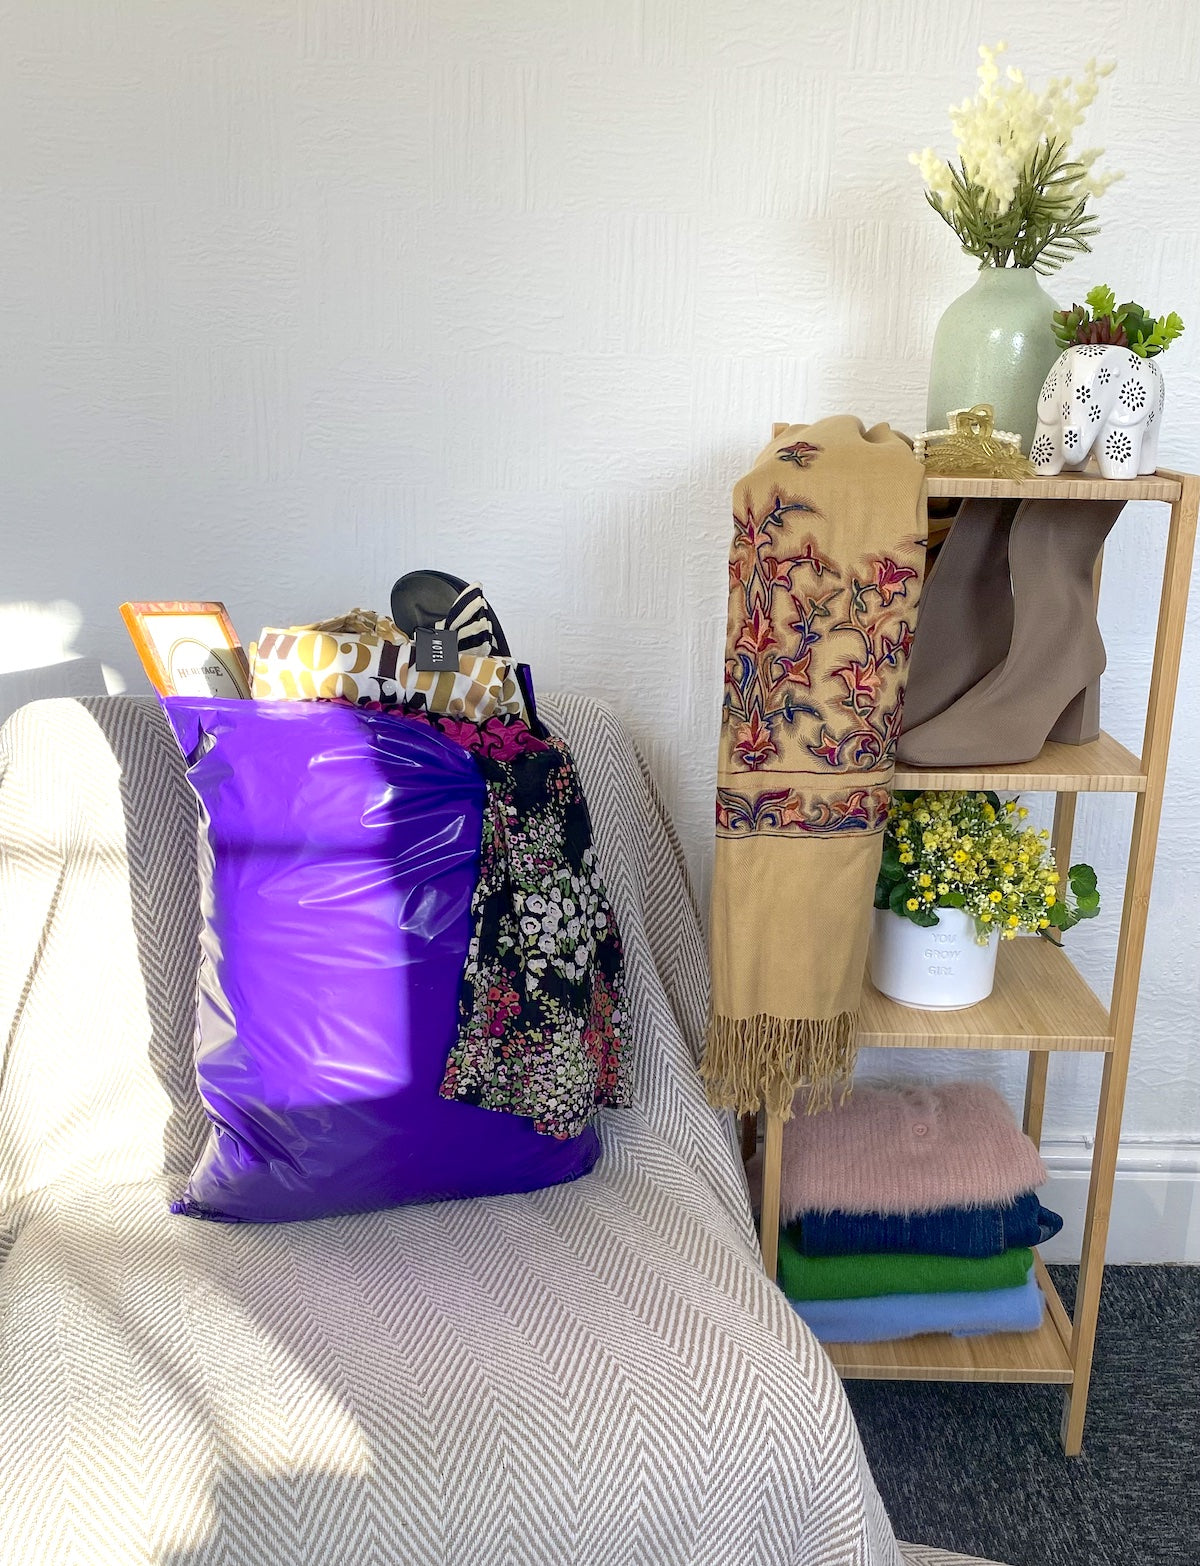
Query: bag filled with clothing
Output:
[[162, 696, 601, 1222]]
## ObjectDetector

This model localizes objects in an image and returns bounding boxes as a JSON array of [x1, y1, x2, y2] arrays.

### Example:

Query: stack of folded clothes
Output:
[[773, 1081, 1063, 1343]]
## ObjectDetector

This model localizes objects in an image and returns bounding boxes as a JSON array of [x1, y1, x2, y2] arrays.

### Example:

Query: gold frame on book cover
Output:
[[119, 601, 252, 698]]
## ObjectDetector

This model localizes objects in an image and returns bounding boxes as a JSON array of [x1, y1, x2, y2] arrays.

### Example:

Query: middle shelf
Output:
[[892, 728, 1145, 794], [857, 937, 1112, 1052]]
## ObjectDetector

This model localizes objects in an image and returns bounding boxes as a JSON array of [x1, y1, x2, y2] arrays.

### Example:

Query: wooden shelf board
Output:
[[767, 428, 1180, 502], [894, 730, 1145, 794], [926, 470, 1180, 503], [826, 1260, 1074, 1385], [857, 936, 1113, 1052]]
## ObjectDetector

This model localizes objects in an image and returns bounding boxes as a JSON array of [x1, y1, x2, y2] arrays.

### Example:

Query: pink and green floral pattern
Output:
[[438, 735, 628, 1141]]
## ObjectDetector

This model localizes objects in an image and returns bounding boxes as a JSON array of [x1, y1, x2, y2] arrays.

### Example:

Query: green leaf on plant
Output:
[[939, 890, 967, 908], [881, 846, 905, 879], [889, 881, 911, 918], [1048, 288, 1182, 357]]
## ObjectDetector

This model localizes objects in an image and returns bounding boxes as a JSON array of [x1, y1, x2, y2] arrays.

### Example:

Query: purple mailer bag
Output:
[[161, 697, 599, 1222]]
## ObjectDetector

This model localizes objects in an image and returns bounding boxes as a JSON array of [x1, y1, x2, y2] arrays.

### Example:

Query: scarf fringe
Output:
[[701, 1012, 858, 1120]]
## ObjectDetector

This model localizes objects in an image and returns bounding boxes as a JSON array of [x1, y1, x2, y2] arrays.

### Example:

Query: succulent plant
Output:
[[1077, 314, 1129, 346], [1052, 284, 1184, 357]]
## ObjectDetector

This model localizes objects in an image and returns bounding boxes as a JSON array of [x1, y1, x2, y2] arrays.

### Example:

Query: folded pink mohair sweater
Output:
[[773, 1082, 1047, 1222]]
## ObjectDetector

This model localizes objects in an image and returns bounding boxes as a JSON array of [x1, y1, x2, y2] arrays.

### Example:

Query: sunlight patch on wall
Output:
[[0, 599, 124, 690]]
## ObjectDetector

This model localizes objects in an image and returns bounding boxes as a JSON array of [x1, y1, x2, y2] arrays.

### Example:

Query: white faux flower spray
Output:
[[911, 43, 1122, 272]]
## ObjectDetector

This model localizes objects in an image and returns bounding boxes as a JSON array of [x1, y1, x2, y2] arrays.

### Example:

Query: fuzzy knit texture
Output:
[[790, 1194, 1062, 1258], [771, 1081, 1047, 1222], [776, 1231, 1034, 1301], [792, 1272, 1045, 1345]]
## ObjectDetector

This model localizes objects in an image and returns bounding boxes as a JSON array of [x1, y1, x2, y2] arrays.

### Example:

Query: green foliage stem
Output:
[[926, 138, 1099, 274]]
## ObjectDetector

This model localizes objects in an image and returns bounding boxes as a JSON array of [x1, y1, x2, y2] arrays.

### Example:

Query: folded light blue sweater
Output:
[[789, 1272, 1044, 1344]]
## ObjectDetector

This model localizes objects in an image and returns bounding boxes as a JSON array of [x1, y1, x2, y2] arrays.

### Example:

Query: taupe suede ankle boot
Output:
[[901, 498, 1018, 733], [897, 498, 1124, 767]]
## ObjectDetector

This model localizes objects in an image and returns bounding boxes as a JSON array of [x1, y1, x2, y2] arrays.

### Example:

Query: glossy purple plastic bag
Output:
[[161, 697, 600, 1222]]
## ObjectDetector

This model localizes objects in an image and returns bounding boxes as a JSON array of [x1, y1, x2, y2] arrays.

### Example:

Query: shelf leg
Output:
[[1051, 790, 1080, 878], [1022, 1053, 1049, 1148], [1026, 789, 1078, 1148], [759, 1108, 784, 1279], [740, 1111, 759, 1163], [1061, 473, 1199, 1455], [1061, 1048, 1130, 1455]]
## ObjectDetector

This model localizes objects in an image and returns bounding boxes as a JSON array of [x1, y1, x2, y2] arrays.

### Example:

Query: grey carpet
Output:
[[845, 1265, 1198, 1566]]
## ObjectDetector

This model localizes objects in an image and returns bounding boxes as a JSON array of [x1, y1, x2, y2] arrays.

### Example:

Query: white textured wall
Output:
[[3, 0, 1199, 1254]]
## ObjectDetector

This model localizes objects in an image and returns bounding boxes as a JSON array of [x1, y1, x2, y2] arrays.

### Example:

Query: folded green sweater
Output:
[[776, 1230, 1034, 1301]]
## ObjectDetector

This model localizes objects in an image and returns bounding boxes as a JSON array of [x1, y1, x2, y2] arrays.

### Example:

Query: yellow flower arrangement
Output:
[[875, 789, 1100, 942]]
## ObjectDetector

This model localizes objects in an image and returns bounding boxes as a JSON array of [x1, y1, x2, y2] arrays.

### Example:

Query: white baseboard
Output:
[[1037, 1138, 1200, 1264]]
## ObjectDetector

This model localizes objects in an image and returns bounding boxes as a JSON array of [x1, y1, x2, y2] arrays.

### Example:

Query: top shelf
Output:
[[926, 470, 1181, 502], [768, 431, 1186, 501]]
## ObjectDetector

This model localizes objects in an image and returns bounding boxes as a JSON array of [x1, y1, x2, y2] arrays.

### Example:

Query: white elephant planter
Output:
[[1031, 345, 1165, 480]]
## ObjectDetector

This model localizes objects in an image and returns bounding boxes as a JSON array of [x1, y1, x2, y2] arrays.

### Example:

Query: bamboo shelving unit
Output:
[[754, 453, 1198, 1455]]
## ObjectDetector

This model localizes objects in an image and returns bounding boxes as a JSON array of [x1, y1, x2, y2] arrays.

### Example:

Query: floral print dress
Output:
[[406, 713, 629, 1141]]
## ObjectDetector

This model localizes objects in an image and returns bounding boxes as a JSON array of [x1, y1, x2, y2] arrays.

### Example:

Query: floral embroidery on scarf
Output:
[[776, 439, 822, 468], [438, 736, 628, 1141], [723, 482, 920, 789], [716, 784, 891, 835]]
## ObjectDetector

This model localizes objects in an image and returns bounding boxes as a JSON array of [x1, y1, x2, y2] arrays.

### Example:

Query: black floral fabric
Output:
[[435, 732, 629, 1140]]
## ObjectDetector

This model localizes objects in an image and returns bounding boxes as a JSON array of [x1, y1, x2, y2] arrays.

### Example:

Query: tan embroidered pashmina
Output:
[[703, 417, 926, 1117]]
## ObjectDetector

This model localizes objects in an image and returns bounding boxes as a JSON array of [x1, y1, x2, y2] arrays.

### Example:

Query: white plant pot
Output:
[[869, 906, 999, 1011]]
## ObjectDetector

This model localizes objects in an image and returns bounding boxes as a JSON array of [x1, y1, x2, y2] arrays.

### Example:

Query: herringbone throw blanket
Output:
[[704, 416, 926, 1118], [0, 693, 1004, 1566]]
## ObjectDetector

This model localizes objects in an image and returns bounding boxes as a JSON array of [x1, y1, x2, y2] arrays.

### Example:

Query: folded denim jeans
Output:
[[793, 1192, 1062, 1258]]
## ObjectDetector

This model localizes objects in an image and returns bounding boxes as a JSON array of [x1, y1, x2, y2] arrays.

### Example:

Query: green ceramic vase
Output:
[[926, 266, 1060, 453]]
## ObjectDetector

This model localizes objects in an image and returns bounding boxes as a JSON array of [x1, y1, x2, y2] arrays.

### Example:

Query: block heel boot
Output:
[[897, 498, 1124, 768], [900, 498, 1018, 733], [1048, 679, 1101, 746]]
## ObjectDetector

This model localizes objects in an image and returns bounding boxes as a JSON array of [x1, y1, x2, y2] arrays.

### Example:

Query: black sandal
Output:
[[390, 571, 511, 658]]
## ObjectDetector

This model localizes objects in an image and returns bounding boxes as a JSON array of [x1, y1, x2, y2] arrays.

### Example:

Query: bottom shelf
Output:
[[824, 1258, 1074, 1385]]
